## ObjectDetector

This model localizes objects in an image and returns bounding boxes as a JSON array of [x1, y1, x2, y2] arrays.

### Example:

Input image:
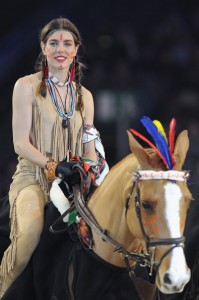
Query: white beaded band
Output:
[[134, 170, 190, 182]]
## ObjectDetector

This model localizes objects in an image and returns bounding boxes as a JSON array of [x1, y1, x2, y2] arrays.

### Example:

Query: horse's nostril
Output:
[[163, 273, 172, 285]]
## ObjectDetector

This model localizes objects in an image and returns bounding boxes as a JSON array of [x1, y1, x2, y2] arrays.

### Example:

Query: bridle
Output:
[[125, 170, 190, 275], [50, 165, 190, 278]]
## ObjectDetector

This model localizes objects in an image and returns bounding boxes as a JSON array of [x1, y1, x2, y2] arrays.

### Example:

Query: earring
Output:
[[43, 56, 49, 79], [69, 57, 76, 82]]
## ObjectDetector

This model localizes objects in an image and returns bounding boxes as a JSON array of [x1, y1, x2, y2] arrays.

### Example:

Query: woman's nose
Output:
[[57, 44, 64, 53]]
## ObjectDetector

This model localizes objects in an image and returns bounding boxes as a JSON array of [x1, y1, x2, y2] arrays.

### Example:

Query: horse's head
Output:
[[126, 130, 192, 294]]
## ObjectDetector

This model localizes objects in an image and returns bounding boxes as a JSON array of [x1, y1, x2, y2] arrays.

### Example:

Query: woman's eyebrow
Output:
[[49, 38, 73, 42]]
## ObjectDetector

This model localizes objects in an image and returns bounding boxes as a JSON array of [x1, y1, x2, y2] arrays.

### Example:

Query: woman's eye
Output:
[[142, 200, 153, 210], [65, 42, 72, 47], [50, 42, 58, 46]]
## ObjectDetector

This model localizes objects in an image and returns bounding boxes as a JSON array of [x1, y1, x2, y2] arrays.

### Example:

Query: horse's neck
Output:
[[88, 155, 140, 267]]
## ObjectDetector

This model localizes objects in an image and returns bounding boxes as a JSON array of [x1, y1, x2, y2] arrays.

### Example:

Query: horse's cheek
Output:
[[126, 209, 142, 238]]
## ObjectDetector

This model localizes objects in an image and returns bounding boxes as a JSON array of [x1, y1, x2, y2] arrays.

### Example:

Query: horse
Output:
[[0, 129, 193, 300]]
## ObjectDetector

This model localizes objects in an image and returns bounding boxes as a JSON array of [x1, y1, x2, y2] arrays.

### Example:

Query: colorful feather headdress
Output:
[[129, 116, 176, 169]]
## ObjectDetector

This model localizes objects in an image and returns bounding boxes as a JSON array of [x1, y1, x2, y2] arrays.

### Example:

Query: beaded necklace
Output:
[[49, 72, 69, 87], [46, 78, 76, 128]]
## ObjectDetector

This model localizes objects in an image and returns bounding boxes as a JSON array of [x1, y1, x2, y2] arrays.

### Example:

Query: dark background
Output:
[[1, 0, 199, 197]]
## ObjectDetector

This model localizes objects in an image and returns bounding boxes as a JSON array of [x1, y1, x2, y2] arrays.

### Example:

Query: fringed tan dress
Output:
[[2, 72, 85, 280]]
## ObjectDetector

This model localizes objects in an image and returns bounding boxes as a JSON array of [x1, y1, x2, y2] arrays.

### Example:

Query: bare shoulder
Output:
[[14, 72, 40, 92], [14, 75, 31, 91], [13, 73, 40, 104]]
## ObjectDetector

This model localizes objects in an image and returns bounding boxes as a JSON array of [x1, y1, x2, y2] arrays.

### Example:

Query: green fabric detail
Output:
[[68, 209, 77, 225], [81, 156, 99, 166]]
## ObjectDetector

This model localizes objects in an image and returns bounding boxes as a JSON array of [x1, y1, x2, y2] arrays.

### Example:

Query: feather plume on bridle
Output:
[[129, 116, 177, 170]]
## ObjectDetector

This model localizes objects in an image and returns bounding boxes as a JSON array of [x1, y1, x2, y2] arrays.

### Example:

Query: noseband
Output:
[[125, 170, 190, 274]]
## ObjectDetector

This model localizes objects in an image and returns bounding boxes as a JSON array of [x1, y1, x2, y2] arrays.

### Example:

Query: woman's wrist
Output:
[[44, 159, 58, 180]]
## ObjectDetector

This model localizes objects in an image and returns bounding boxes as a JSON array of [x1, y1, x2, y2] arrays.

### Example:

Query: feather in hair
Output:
[[169, 118, 176, 165], [129, 128, 168, 167], [153, 120, 168, 143], [140, 116, 172, 169]]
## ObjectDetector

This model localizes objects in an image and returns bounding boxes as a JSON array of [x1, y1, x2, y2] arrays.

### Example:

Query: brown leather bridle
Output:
[[50, 165, 190, 277], [125, 171, 189, 275]]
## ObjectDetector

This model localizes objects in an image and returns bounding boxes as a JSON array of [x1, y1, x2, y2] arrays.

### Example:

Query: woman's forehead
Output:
[[48, 30, 74, 41]]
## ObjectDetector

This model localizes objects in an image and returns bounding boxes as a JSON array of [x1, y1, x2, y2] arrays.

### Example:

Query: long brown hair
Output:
[[35, 17, 83, 111]]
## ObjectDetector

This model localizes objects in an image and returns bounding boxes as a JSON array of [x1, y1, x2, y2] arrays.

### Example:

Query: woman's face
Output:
[[41, 30, 78, 73]]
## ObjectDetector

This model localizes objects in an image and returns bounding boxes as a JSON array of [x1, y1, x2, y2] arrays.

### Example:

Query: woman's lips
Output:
[[55, 56, 66, 62]]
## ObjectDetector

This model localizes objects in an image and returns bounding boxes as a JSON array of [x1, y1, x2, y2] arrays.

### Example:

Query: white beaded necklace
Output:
[[49, 72, 69, 87]]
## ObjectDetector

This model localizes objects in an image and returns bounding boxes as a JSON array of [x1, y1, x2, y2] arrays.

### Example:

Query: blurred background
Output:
[[1, 0, 199, 197]]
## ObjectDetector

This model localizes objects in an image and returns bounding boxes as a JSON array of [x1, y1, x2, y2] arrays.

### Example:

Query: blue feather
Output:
[[140, 116, 172, 169]]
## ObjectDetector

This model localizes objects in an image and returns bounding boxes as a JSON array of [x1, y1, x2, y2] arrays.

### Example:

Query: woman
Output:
[[0, 17, 108, 297]]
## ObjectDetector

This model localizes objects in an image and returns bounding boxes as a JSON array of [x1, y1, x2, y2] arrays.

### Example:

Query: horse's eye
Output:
[[142, 200, 153, 210]]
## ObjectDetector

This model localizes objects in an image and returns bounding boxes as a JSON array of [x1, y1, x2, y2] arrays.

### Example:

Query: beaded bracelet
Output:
[[45, 159, 58, 180]]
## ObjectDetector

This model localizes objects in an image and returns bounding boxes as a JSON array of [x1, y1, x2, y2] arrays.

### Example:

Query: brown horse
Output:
[[72, 129, 192, 296], [0, 129, 193, 300]]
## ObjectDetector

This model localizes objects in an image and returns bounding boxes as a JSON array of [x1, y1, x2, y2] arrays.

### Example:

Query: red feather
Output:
[[129, 128, 168, 168], [44, 64, 48, 79], [70, 65, 75, 82], [168, 118, 176, 165]]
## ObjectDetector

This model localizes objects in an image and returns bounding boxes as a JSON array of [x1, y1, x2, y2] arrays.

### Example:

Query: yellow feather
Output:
[[153, 120, 168, 142]]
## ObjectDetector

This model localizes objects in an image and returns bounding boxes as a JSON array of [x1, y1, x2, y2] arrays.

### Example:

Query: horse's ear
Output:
[[127, 130, 151, 169], [173, 130, 189, 170]]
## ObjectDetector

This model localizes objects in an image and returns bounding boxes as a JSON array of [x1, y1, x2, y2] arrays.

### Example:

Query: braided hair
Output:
[[35, 17, 83, 111]]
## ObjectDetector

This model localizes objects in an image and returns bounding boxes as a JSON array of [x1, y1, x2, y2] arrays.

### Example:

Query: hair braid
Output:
[[74, 56, 83, 111], [38, 54, 48, 97]]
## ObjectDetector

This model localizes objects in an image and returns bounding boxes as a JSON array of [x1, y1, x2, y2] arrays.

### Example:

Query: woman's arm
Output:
[[12, 76, 48, 168], [82, 89, 97, 162]]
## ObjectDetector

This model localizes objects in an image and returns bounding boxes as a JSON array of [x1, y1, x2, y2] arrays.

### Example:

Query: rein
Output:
[[73, 165, 153, 267], [74, 187, 150, 266]]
